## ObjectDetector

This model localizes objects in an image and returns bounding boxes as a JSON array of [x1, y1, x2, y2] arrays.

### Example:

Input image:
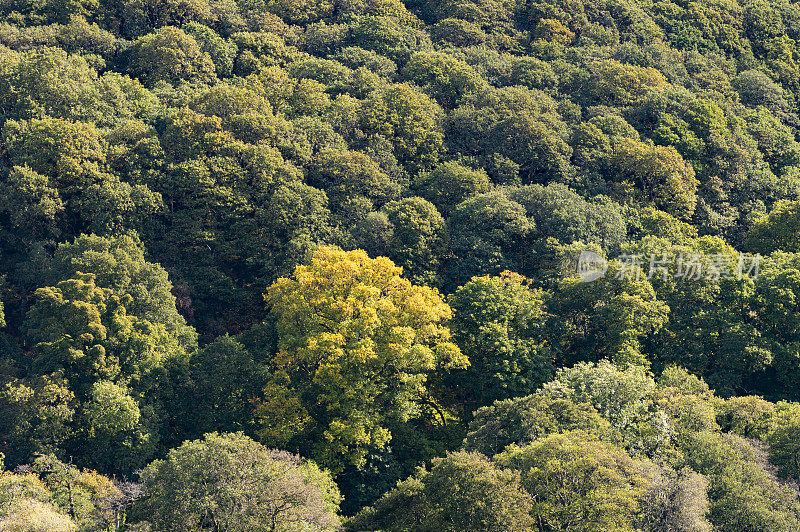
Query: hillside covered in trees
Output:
[[3, 0, 800, 528]]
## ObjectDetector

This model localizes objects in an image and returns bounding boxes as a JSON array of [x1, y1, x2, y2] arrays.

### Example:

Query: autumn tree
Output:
[[261, 246, 466, 473]]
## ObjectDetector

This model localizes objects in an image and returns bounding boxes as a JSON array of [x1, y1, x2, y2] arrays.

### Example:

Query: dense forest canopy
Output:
[[2, 0, 800, 528]]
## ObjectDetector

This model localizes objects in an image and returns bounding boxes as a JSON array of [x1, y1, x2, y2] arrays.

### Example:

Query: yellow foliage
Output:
[[262, 245, 466, 472]]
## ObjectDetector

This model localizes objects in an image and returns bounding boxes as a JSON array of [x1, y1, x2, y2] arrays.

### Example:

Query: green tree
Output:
[[187, 335, 264, 435], [717, 396, 776, 440], [0, 165, 65, 240], [447, 272, 552, 410], [118, 0, 214, 37], [610, 138, 699, 220], [745, 199, 800, 253], [683, 430, 800, 532], [490, 111, 572, 184], [767, 403, 800, 484], [3, 117, 162, 235], [0, 499, 77, 531], [381, 197, 448, 287], [267, 0, 334, 24], [347, 450, 534, 532], [547, 263, 670, 367], [0, 47, 158, 125], [401, 51, 486, 109], [48, 233, 196, 347], [464, 393, 612, 457], [540, 361, 677, 456], [749, 253, 800, 396], [0, 470, 68, 530], [358, 83, 443, 170], [507, 183, 626, 249], [734, 69, 797, 125], [583, 59, 669, 106], [0, 374, 74, 467], [80, 381, 146, 471], [413, 161, 491, 216], [4, 117, 106, 192], [19, 269, 190, 471], [31, 454, 124, 530], [307, 149, 399, 225], [136, 432, 341, 531], [629, 235, 767, 395], [496, 431, 654, 532], [186, 22, 239, 77], [446, 190, 534, 288], [127, 26, 215, 86], [638, 466, 712, 532]]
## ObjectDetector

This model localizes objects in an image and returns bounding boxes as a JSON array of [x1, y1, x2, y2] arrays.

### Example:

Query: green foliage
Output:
[[22, 274, 164, 470], [0, 47, 158, 125], [413, 161, 491, 216], [0, 498, 77, 531], [496, 431, 654, 532], [628, 235, 766, 394], [2, 117, 162, 234], [745, 199, 800, 253], [767, 403, 800, 483], [347, 451, 534, 532], [187, 335, 263, 434], [137, 432, 341, 531], [357, 83, 443, 170], [610, 138, 699, 219], [185, 22, 238, 77], [717, 395, 775, 440], [127, 26, 215, 86], [542, 361, 657, 431], [0, 454, 125, 531], [5, 0, 800, 524], [117, 0, 215, 38], [401, 51, 486, 109], [0, 374, 74, 466], [447, 272, 552, 409], [31, 453, 124, 530], [683, 431, 800, 531], [446, 189, 534, 287], [379, 196, 447, 287], [507, 182, 626, 248], [307, 148, 399, 223], [637, 466, 713, 532], [464, 393, 612, 457], [547, 264, 670, 367], [0, 165, 64, 240]]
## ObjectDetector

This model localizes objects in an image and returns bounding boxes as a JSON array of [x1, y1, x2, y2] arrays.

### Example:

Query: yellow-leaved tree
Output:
[[260, 245, 467, 473]]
